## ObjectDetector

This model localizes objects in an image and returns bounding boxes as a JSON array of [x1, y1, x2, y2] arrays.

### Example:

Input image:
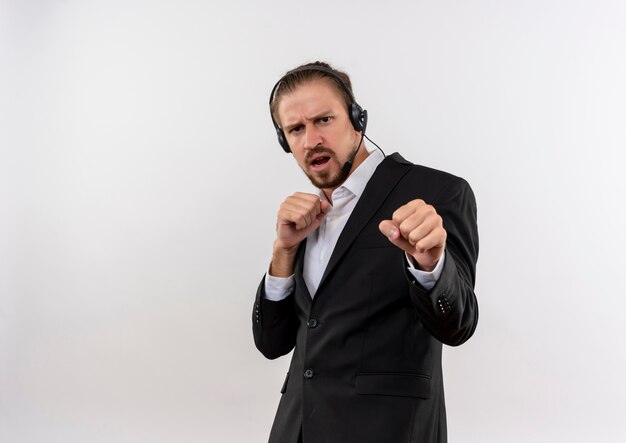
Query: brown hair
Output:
[[269, 61, 354, 126]]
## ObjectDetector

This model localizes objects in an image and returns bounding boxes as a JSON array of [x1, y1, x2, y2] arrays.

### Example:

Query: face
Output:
[[276, 79, 364, 193]]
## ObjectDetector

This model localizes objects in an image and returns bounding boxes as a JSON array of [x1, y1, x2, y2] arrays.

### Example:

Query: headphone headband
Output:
[[269, 65, 368, 153]]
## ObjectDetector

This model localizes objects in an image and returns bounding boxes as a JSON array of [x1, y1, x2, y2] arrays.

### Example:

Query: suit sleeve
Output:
[[406, 177, 479, 346], [252, 275, 299, 359]]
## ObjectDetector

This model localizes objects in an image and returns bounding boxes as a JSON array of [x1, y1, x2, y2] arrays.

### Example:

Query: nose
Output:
[[303, 124, 323, 150]]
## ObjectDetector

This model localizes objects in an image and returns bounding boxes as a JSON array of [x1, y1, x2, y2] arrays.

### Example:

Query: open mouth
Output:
[[311, 156, 331, 167]]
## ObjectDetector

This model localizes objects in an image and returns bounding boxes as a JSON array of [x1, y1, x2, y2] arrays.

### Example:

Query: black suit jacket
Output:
[[253, 153, 479, 443]]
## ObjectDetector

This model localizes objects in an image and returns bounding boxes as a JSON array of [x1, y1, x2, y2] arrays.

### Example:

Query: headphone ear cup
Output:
[[350, 104, 368, 133], [277, 128, 291, 153]]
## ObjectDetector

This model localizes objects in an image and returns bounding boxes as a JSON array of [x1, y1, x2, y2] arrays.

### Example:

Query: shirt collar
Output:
[[327, 148, 385, 200]]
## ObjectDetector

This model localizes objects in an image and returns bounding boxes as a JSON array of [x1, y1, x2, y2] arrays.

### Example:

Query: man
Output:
[[253, 61, 479, 443]]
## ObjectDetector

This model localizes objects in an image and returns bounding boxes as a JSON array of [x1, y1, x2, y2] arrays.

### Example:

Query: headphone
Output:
[[268, 65, 368, 153]]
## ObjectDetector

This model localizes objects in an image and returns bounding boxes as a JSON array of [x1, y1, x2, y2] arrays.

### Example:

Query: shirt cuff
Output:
[[405, 251, 446, 291], [264, 273, 295, 301]]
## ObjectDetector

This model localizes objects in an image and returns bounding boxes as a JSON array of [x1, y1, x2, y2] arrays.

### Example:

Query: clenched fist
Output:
[[379, 199, 446, 272], [270, 192, 330, 277]]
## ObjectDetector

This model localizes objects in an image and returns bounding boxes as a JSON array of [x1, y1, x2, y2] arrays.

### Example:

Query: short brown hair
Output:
[[269, 61, 354, 126]]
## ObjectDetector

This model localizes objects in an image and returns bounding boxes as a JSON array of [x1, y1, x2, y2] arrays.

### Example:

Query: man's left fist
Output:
[[379, 199, 446, 272]]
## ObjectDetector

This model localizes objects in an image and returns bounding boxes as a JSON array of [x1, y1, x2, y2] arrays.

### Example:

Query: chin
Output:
[[306, 166, 347, 190]]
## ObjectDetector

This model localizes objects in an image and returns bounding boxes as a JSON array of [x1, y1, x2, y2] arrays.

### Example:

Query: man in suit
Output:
[[253, 61, 479, 443]]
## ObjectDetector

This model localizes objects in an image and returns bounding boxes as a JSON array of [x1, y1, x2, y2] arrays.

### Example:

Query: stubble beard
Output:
[[302, 147, 349, 190]]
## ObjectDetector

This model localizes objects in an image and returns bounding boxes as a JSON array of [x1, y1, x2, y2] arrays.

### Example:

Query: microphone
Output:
[[341, 145, 360, 176], [341, 132, 365, 176]]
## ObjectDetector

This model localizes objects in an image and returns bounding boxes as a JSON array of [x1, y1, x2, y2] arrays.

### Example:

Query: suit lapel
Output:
[[315, 153, 411, 294], [293, 240, 313, 306]]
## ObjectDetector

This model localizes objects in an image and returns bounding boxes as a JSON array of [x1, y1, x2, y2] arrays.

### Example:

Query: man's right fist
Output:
[[269, 193, 330, 278], [275, 192, 330, 252]]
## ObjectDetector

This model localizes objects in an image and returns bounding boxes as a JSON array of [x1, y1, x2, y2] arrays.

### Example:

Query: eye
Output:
[[289, 124, 304, 134], [318, 116, 332, 124]]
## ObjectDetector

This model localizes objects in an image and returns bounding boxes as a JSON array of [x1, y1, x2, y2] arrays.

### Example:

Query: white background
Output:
[[1, 1, 625, 442]]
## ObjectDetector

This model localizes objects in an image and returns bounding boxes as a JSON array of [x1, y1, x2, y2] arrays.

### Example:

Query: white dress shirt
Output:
[[264, 149, 445, 301]]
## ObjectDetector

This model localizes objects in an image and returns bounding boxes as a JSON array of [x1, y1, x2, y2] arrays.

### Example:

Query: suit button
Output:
[[307, 319, 318, 328], [304, 369, 314, 379]]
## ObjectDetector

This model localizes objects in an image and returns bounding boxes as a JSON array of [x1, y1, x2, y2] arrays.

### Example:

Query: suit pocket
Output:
[[355, 372, 431, 398], [280, 372, 290, 394]]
